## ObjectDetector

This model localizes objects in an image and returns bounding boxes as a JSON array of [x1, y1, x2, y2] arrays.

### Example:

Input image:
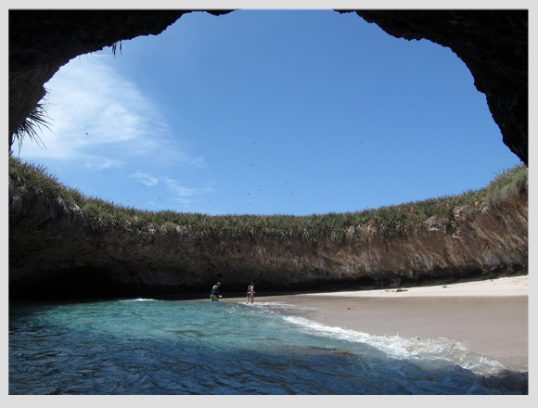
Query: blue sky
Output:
[[17, 10, 522, 216]]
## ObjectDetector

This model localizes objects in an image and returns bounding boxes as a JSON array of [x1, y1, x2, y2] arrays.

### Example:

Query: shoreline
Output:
[[223, 276, 528, 372]]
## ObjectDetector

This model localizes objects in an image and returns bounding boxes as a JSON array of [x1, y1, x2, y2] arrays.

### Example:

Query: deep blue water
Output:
[[9, 299, 527, 394]]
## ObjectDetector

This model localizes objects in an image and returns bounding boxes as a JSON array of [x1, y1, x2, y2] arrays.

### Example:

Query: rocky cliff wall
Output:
[[9, 169, 527, 300], [8, 10, 528, 299]]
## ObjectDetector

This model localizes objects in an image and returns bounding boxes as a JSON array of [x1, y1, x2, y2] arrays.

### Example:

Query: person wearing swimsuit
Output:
[[246, 282, 255, 304]]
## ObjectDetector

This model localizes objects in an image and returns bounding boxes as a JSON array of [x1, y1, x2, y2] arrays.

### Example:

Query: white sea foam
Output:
[[246, 301, 315, 310], [281, 315, 505, 375], [243, 302, 317, 318], [119, 297, 157, 302], [247, 302, 296, 308]]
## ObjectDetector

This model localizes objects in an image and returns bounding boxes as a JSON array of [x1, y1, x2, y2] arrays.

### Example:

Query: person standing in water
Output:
[[246, 282, 255, 304], [210, 281, 222, 302]]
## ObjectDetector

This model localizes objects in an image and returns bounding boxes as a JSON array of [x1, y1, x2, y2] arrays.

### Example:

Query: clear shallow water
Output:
[[9, 299, 527, 394]]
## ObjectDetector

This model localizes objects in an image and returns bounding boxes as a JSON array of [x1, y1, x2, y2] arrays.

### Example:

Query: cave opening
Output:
[[6, 14, 529, 396], [13, 10, 522, 217]]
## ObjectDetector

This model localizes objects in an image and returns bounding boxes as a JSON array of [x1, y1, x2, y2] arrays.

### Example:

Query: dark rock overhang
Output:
[[9, 9, 528, 163]]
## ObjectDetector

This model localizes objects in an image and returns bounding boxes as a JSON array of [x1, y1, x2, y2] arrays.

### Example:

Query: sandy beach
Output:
[[224, 275, 528, 372]]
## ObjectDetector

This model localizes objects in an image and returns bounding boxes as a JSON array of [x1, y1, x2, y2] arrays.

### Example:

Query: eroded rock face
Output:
[[8, 10, 528, 299], [9, 173, 527, 299], [9, 10, 527, 162]]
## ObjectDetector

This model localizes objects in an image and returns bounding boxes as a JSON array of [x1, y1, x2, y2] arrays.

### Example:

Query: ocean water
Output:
[[9, 299, 527, 395]]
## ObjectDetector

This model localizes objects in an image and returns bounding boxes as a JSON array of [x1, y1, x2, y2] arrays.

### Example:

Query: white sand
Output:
[[300, 275, 528, 298], [226, 275, 529, 371]]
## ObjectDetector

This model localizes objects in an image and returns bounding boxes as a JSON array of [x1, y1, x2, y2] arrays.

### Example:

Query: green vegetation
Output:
[[10, 102, 50, 155], [483, 165, 528, 208], [9, 156, 527, 241]]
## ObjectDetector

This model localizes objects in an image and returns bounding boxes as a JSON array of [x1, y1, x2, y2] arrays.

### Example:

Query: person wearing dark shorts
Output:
[[246, 282, 255, 304], [210, 281, 222, 301]]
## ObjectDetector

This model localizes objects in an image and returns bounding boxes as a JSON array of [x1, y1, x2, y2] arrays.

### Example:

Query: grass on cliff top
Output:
[[9, 156, 527, 241]]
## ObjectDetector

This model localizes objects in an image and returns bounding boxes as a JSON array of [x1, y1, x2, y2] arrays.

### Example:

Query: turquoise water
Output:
[[9, 299, 527, 394]]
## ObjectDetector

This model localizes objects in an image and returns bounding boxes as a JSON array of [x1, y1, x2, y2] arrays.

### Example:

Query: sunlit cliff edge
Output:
[[9, 158, 527, 300]]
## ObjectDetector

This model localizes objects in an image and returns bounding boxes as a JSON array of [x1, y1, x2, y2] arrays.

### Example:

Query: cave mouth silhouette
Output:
[[10, 7, 527, 298], [9, 10, 527, 166], [10, 9, 525, 217]]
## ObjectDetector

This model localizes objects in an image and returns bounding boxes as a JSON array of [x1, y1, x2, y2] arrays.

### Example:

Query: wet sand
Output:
[[224, 276, 528, 372]]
